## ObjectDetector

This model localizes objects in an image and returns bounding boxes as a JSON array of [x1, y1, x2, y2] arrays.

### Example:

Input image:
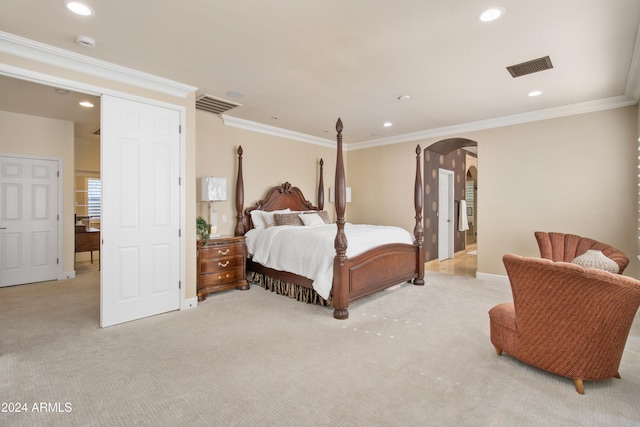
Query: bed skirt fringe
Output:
[[247, 270, 332, 307]]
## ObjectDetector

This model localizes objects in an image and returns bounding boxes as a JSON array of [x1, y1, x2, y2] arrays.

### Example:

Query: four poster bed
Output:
[[234, 118, 424, 319]]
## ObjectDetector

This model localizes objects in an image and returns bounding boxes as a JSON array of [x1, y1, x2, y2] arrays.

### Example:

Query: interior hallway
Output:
[[425, 244, 477, 277]]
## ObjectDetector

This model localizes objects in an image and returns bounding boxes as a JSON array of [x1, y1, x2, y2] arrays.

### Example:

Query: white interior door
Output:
[[100, 95, 180, 327], [438, 169, 454, 261], [0, 156, 59, 287]]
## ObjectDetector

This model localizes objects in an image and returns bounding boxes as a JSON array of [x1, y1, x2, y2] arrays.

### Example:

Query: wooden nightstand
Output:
[[197, 235, 249, 301]]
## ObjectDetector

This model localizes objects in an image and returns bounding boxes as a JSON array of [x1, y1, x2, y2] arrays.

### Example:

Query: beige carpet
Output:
[[1, 267, 639, 427]]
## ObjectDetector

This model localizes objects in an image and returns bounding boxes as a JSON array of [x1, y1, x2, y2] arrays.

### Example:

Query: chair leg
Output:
[[573, 378, 584, 395], [614, 372, 621, 379], [494, 346, 503, 356]]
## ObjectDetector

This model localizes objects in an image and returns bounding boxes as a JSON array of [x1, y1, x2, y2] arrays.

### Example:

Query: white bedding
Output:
[[245, 223, 414, 299]]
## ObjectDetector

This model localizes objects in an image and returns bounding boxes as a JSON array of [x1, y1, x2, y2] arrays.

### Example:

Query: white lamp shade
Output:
[[201, 177, 228, 201]]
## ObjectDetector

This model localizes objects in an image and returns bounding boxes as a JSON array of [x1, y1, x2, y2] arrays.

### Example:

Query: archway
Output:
[[424, 138, 478, 272]]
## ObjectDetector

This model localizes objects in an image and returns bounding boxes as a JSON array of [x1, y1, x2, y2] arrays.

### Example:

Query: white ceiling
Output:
[[1, 0, 639, 145]]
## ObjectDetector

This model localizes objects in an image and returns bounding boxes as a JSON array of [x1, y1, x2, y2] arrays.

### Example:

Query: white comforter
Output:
[[245, 224, 414, 299]]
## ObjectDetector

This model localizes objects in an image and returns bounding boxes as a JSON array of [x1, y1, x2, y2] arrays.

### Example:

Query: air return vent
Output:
[[506, 56, 553, 78], [195, 94, 241, 114]]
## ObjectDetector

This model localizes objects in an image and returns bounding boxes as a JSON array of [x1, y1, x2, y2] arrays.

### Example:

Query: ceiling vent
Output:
[[506, 56, 553, 78], [195, 94, 241, 114]]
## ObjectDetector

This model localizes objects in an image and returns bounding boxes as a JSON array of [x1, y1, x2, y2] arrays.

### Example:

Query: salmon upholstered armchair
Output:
[[534, 231, 628, 274], [489, 254, 640, 394]]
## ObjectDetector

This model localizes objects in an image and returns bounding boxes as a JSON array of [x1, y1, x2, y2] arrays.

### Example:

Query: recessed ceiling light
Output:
[[65, 1, 94, 16], [528, 90, 543, 97], [383, 122, 393, 127], [478, 7, 505, 22], [79, 101, 94, 108]]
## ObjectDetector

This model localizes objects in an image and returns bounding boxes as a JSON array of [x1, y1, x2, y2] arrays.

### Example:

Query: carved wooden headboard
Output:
[[240, 182, 320, 233], [234, 144, 326, 235]]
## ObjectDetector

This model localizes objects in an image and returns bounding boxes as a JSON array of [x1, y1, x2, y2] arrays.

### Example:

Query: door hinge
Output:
[[178, 229, 181, 237], [178, 177, 181, 186], [179, 125, 182, 134], [178, 281, 182, 289], [57, 171, 60, 178], [57, 258, 59, 265], [57, 214, 59, 221]]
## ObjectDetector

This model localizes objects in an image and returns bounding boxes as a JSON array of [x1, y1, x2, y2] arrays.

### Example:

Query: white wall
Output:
[[348, 105, 638, 277], [195, 111, 339, 237]]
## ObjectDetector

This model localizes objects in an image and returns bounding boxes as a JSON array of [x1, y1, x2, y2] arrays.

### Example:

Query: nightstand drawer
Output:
[[200, 255, 244, 273], [199, 244, 244, 259], [199, 267, 245, 287]]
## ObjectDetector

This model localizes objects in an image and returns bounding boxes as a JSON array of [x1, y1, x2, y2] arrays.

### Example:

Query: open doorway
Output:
[[0, 75, 101, 283], [1, 75, 184, 327], [465, 166, 478, 246], [424, 138, 478, 276], [438, 169, 455, 261]]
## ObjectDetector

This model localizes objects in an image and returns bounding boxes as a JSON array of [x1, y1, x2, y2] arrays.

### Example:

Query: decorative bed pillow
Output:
[[274, 212, 304, 226], [299, 212, 325, 226], [317, 211, 331, 223], [571, 250, 619, 274], [262, 209, 291, 228]]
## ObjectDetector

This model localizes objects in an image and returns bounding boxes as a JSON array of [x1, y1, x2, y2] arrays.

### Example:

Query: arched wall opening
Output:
[[424, 138, 478, 263]]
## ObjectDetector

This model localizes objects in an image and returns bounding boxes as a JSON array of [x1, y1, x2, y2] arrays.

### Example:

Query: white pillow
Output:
[[298, 212, 325, 226], [250, 210, 267, 229]]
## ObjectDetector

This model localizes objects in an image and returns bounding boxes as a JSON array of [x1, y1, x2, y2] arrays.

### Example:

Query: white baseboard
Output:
[[181, 297, 198, 310], [475, 271, 509, 284], [60, 271, 76, 280]]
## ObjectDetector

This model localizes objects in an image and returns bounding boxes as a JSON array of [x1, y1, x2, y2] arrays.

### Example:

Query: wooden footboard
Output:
[[346, 243, 420, 300]]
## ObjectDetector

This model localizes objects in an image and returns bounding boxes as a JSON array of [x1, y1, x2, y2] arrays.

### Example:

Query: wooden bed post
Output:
[[318, 158, 324, 211], [333, 118, 349, 319], [234, 146, 245, 237], [414, 145, 425, 285]]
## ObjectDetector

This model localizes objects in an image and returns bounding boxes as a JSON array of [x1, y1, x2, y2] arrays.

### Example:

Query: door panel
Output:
[[0, 156, 58, 287], [438, 169, 454, 261], [100, 96, 180, 327]]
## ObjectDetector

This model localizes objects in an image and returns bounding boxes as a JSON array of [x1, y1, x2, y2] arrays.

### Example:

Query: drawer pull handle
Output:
[[218, 249, 230, 255], [218, 261, 229, 267]]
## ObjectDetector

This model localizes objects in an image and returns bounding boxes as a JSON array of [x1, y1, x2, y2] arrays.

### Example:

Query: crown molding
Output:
[[223, 95, 635, 152], [2, 31, 635, 151], [347, 95, 637, 151], [221, 115, 336, 148], [0, 31, 197, 98]]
